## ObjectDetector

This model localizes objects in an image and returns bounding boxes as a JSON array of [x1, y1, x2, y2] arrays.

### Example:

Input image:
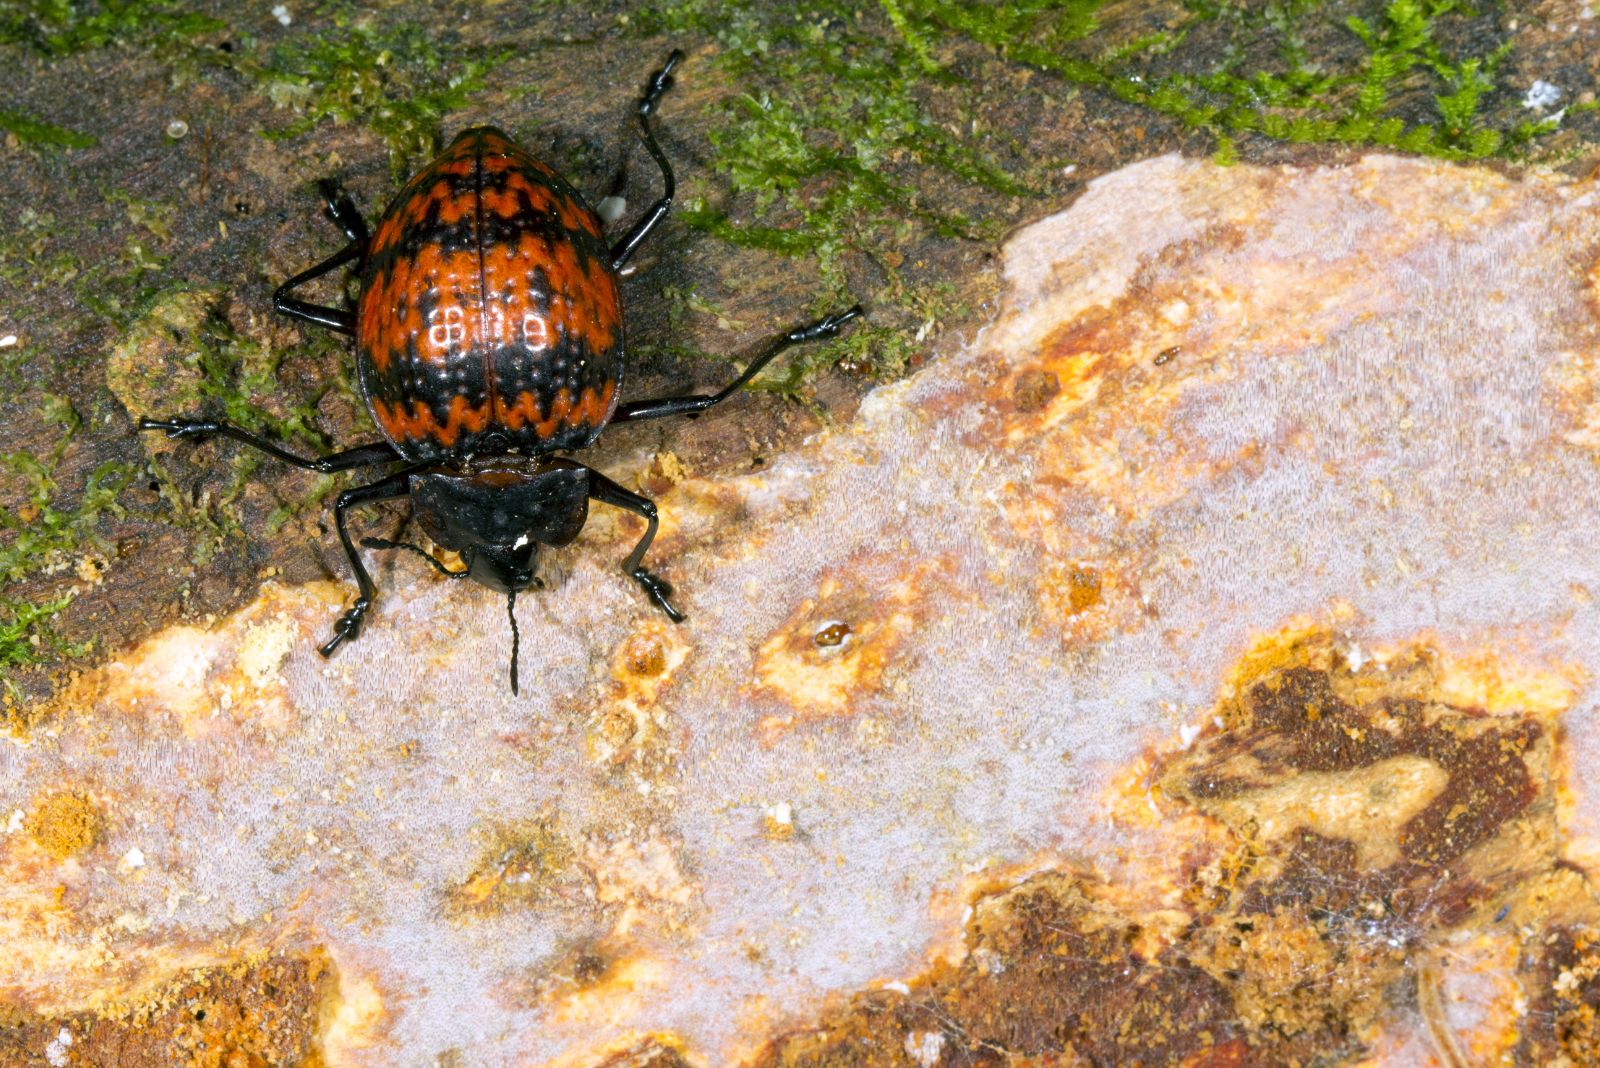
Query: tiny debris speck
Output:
[[44, 1028, 72, 1067], [1525, 80, 1562, 109]]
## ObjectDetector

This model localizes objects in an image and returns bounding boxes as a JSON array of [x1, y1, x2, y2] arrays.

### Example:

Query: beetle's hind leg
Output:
[[587, 469, 684, 622], [137, 419, 398, 472]]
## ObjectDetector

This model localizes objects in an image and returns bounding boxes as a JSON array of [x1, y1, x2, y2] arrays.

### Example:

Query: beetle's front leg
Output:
[[586, 468, 684, 622], [320, 470, 415, 656]]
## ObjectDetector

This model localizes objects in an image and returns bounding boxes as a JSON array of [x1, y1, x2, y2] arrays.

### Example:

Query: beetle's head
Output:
[[463, 537, 541, 593], [408, 459, 595, 692], [411, 458, 592, 591]]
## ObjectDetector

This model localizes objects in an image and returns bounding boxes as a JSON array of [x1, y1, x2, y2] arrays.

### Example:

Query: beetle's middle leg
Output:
[[273, 241, 360, 336], [586, 468, 684, 622], [321, 469, 416, 656], [138, 419, 399, 472]]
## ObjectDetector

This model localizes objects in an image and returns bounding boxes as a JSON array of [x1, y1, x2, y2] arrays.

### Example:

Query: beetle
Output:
[[140, 50, 862, 693]]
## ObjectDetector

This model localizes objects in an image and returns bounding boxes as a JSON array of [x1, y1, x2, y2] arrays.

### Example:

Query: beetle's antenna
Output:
[[508, 590, 521, 696], [361, 536, 470, 578]]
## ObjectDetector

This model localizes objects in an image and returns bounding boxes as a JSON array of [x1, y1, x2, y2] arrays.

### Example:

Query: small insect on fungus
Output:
[[141, 51, 862, 693]]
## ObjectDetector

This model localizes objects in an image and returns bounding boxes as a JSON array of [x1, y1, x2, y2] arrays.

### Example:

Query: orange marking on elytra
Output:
[[503, 171, 557, 217], [556, 192, 601, 239], [537, 389, 574, 438], [496, 390, 539, 431], [570, 381, 617, 429], [373, 394, 494, 449], [434, 180, 471, 225], [371, 213, 404, 257]]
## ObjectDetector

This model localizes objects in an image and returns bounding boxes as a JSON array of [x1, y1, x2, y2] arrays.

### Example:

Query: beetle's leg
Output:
[[613, 305, 863, 423], [321, 470, 415, 656], [138, 418, 399, 473], [608, 49, 683, 272], [273, 179, 369, 333], [586, 469, 684, 622], [273, 241, 360, 336], [318, 178, 370, 245]]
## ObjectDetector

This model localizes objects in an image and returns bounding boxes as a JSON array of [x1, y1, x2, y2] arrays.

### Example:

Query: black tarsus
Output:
[[273, 178, 370, 335], [318, 177, 370, 244], [608, 49, 683, 272], [611, 305, 864, 424], [586, 468, 683, 622], [321, 470, 416, 657], [138, 419, 400, 473]]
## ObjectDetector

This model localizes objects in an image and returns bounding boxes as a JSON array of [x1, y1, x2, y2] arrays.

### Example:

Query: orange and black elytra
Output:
[[141, 50, 862, 693]]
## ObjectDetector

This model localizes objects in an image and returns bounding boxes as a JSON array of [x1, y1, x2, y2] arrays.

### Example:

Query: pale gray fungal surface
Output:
[[4, 153, 1600, 1065]]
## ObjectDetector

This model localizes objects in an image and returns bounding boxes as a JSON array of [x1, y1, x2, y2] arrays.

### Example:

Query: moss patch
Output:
[[0, 398, 134, 683], [242, 18, 507, 178], [0, 107, 95, 148], [0, 0, 224, 56], [606, 0, 1582, 389]]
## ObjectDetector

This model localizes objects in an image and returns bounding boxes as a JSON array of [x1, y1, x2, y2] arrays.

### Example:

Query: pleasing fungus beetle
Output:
[[141, 51, 862, 692]]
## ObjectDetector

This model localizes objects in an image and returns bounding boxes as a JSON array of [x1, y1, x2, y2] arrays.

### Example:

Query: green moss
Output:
[[0, 398, 135, 680], [0, 107, 95, 148], [622, 2, 1064, 389], [0, 397, 133, 585], [111, 288, 349, 557], [0, 210, 85, 384], [240, 20, 506, 177], [0, 0, 224, 55], [0, 593, 81, 682], [610, 0, 1568, 389]]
